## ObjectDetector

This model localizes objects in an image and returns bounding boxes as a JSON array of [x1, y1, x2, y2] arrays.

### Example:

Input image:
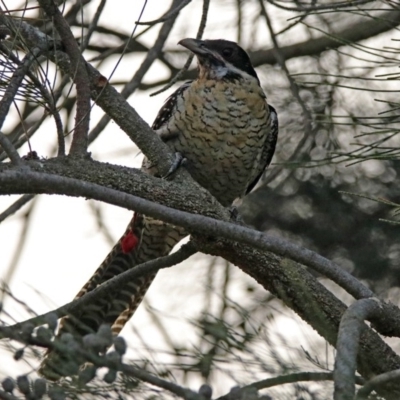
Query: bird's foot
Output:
[[228, 205, 243, 223], [163, 152, 186, 179]]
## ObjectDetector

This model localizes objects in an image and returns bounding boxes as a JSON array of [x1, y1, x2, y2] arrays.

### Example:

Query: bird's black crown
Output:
[[201, 39, 258, 80]]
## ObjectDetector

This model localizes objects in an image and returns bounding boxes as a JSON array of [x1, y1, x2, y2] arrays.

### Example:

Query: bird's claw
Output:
[[228, 205, 243, 222], [163, 152, 186, 179]]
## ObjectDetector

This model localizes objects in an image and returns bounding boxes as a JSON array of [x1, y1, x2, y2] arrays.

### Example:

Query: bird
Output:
[[39, 38, 278, 379]]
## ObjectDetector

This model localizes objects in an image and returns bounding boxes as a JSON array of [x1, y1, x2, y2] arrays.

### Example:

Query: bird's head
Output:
[[178, 38, 259, 83]]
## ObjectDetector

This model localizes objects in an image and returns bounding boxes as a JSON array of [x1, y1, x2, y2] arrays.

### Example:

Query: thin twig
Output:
[[0, 41, 66, 156], [80, 0, 106, 51], [135, 0, 192, 25], [65, 343, 204, 400], [0, 132, 22, 165], [119, 362, 202, 399], [0, 194, 34, 223], [266, 0, 374, 12], [150, 0, 210, 96], [0, 47, 42, 165], [0, 198, 37, 304]]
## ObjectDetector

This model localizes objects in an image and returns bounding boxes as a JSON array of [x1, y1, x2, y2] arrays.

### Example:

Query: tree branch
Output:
[[9, 17, 183, 178], [196, 238, 400, 399], [333, 298, 383, 400], [0, 194, 34, 223], [0, 46, 42, 165], [1, 160, 400, 341], [0, 159, 381, 300], [356, 369, 400, 399], [88, 0, 183, 143], [0, 241, 196, 339], [146, 10, 400, 85], [136, 0, 191, 25], [217, 371, 365, 399], [38, 0, 91, 156]]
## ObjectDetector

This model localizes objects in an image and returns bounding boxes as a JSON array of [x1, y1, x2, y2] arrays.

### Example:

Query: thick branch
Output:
[[0, 159, 381, 299], [0, 159, 375, 298], [2, 160, 400, 341]]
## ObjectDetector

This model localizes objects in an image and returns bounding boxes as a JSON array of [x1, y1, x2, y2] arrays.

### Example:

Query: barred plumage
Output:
[[39, 38, 278, 380]]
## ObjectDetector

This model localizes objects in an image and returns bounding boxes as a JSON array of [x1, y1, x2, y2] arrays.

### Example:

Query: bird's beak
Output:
[[178, 38, 209, 56]]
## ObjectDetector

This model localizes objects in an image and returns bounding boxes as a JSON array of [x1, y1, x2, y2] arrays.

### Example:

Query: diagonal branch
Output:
[[2, 159, 400, 342], [0, 194, 34, 223], [0, 241, 196, 339], [11, 17, 187, 178], [0, 160, 379, 302], [38, 0, 91, 157], [88, 0, 184, 143]]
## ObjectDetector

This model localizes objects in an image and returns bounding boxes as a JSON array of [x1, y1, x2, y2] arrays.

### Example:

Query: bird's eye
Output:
[[222, 48, 233, 57]]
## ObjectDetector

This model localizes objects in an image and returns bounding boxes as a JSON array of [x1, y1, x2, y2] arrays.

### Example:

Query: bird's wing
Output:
[[245, 105, 279, 194], [152, 81, 192, 132]]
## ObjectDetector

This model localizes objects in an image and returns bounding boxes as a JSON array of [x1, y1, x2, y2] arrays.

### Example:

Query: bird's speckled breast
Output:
[[166, 78, 271, 206]]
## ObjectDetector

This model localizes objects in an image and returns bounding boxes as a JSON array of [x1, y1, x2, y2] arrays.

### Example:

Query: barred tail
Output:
[[39, 213, 186, 380]]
